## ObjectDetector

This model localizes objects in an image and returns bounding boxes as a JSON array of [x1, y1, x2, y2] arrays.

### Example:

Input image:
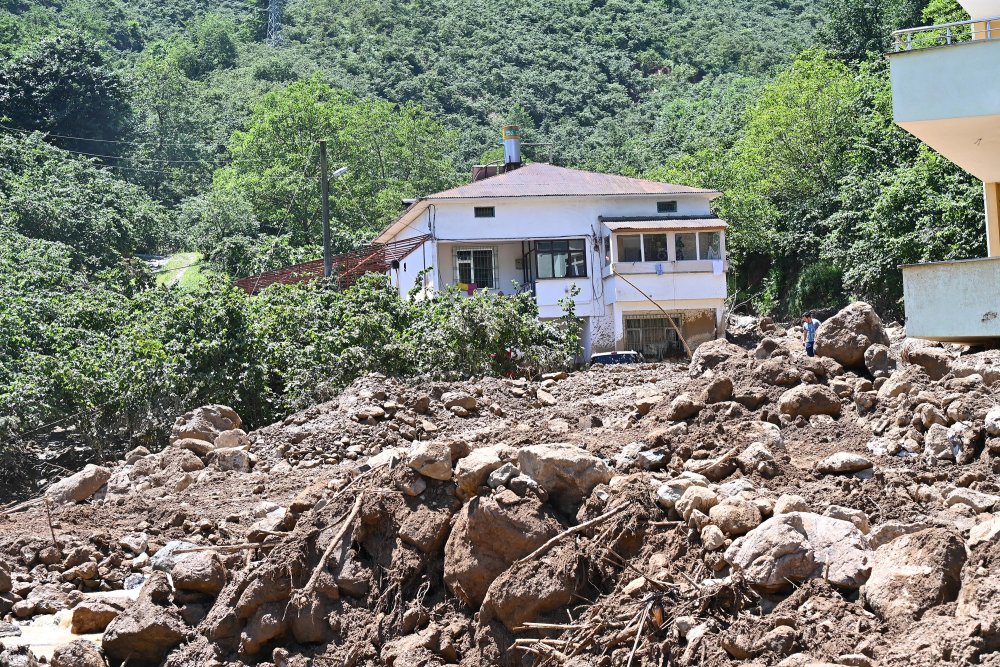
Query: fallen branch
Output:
[[626, 602, 652, 667], [514, 504, 628, 565], [685, 445, 741, 482], [298, 493, 364, 599]]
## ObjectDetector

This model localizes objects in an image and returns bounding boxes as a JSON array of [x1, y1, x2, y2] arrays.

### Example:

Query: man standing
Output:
[[802, 311, 821, 357]]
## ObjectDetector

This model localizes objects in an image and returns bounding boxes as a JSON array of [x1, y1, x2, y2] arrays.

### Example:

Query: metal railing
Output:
[[893, 17, 1000, 52]]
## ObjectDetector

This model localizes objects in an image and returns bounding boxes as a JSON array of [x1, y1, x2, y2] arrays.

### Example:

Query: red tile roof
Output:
[[426, 163, 720, 199], [235, 234, 432, 294]]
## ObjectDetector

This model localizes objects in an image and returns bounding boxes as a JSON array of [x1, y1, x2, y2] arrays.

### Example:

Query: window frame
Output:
[[698, 231, 723, 260], [656, 200, 678, 213], [536, 238, 588, 280], [473, 206, 496, 218], [453, 247, 497, 289], [615, 230, 725, 263]]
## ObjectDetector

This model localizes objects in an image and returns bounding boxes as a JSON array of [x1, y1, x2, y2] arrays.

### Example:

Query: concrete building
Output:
[[374, 135, 729, 360], [889, 2, 1000, 340]]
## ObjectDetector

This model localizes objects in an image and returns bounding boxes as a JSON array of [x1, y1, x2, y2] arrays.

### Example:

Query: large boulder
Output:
[[863, 528, 965, 622], [725, 512, 871, 592], [480, 550, 583, 630], [443, 491, 562, 607], [70, 600, 119, 634], [864, 343, 892, 376], [778, 385, 841, 418], [951, 349, 1000, 385], [46, 465, 111, 504], [815, 302, 889, 369], [904, 347, 953, 381], [170, 405, 241, 446], [517, 444, 612, 512], [171, 551, 226, 596], [51, 640, 105, 667], [689, 339, 746, 377], [102, 573, 187, 666]]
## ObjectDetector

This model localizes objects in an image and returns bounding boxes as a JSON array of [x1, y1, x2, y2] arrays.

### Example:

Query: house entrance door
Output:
[[624, 315, 683, 360]]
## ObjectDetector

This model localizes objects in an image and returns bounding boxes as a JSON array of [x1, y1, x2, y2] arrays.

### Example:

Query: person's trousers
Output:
[[806, 342, 815, 357]]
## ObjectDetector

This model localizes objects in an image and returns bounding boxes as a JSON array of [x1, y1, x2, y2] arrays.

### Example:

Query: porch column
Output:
[[985, 182, 1000, 257]]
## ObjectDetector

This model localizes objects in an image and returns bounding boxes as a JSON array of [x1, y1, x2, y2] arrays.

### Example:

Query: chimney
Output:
[[503, 125, 522, 169]]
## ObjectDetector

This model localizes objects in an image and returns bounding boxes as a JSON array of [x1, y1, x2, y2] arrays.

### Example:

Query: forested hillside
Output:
[[0, 0, 989, 494]]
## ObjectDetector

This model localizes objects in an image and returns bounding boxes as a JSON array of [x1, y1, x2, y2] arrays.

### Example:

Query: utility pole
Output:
[[319, 140, 348, 279]]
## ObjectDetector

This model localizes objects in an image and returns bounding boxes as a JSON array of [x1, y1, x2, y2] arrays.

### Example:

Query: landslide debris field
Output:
[[3, 302, 1000, 667]]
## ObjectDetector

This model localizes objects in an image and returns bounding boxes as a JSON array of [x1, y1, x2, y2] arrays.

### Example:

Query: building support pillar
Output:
[[985, 182, 1000, 257]]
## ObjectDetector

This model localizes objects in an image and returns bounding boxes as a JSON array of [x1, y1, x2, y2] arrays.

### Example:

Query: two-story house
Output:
[[889, 2, 1000, 340], [374, 129, 728, 360]]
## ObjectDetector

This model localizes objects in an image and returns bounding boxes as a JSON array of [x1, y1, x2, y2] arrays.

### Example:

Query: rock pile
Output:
[[2, 302, 1000, 666]]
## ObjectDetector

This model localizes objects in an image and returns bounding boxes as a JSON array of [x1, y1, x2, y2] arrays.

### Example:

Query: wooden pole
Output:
[[610, 268, 693, 358], [320, 140, 332, 278]]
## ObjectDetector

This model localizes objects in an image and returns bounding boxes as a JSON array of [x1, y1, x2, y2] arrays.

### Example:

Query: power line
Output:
[[0, 123, 225, 149]]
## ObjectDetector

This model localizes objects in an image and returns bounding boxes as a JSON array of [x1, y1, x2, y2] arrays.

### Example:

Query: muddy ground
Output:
[[2, 303, 1000, 667]]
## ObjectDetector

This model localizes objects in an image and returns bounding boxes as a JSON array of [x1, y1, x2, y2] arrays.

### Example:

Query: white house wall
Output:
[[383, 191, 726, 357]]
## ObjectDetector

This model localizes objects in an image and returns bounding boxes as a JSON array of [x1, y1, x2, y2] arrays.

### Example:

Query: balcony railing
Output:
[[893, 17, 1000, 52]]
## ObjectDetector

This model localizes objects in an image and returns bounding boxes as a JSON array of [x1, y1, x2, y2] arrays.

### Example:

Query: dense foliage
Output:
[[0, 236, 573, 497], [0, 0, 990, 494]]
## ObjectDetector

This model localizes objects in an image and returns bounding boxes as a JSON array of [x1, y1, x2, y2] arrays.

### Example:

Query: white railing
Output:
[[893, 17, 1000, 51]]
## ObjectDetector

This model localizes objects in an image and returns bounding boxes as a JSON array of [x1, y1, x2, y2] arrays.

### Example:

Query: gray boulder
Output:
[[46, 465, 111, 504], [517, 444, 612, 511], [725, 512, 871, 592]]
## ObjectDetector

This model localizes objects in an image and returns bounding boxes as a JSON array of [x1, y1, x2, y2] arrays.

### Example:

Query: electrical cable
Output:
[[0, 122, 225, 149]]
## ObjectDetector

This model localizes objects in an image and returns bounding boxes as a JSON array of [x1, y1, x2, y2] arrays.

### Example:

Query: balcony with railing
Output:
[[888, 17, 1000, 182], [892, 17, 999, 51]]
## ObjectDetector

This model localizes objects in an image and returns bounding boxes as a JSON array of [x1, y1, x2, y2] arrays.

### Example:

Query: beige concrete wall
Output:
[[985, 182, 1000, 256], [902, 256, 1000, 341]]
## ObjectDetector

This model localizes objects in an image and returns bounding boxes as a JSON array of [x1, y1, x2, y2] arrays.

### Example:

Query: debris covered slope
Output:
[[3, 301, 1000, 667]]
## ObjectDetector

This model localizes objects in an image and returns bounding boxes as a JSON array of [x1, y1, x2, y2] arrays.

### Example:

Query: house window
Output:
[[642, 234, 669, 262], [474, 206, 495, 218], [657, 200, 678, 213], [617, 235, 642, 262], [675, 232, 697, 261], [699, 231, 722, 259], [537, 239, 587, 279], [454, 248, 496, 288], [625, 315, 683, 360]]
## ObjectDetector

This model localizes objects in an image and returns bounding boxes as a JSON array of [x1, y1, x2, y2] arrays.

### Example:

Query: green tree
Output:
[[213, 76, 459, 249], [0, 33, 131, 152]]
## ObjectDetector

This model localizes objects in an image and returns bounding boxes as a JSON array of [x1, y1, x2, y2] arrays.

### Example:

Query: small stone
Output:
[[676, 486, 718, 521], [407, 441, 452, 480], [214, 448, 251, 472], [774, 494, 809, 514], [442, 391, 477, 411], [487, 463, 519, 489], [172, 552, 226, 595], [537, 389, 557, 406], [701, 524, 727, 551], [824, 505, 870, 534], [666, 394, 704, 421], [174, 438, 215, 457], [71, 600, 120, 634], [945, 488, 1000, 513], [52, 639, 105, 667], [815, 452, 873, 475], [709, 499, 762, 537]]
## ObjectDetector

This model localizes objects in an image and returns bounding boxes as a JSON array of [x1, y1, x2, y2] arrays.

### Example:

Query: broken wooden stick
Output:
[[299, 493, 364, 598], [514, 504, 627, 565]]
